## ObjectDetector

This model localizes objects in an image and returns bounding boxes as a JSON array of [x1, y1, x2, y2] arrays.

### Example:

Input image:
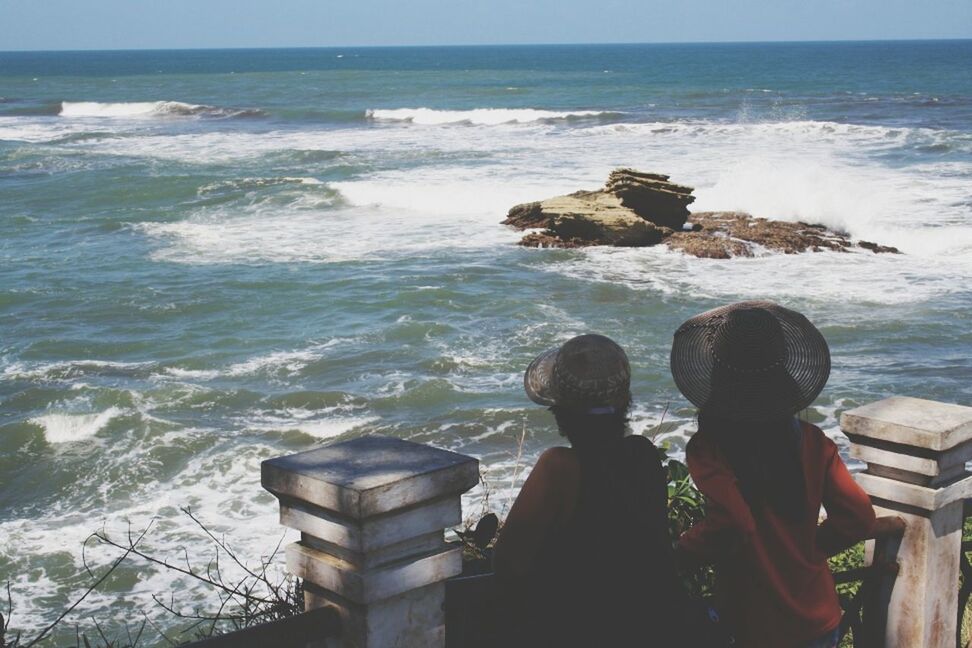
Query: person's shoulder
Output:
[[622, 434, 665, 460], [622, 433, 657, 451], [535, 446, 580, 478], [685, 428, 716, 456], [799, 420, 839, 457], [622, 435, 668, 480], [799, 419, 830, 442]]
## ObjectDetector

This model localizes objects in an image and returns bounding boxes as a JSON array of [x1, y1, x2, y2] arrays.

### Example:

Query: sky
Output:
[[1, 0, 971, 51]]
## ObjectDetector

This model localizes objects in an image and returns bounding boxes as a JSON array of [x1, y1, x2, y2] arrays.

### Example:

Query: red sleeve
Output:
[[678, 433, 756, 562], [816, 434, 876, 556]]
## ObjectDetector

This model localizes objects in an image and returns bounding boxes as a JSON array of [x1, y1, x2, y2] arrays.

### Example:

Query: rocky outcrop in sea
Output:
[[502, 169, 899, 258]]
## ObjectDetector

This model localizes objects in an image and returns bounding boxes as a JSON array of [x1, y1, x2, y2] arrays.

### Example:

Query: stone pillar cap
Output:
[[262, 436, 479, 519], [841, 396, 972, 452]]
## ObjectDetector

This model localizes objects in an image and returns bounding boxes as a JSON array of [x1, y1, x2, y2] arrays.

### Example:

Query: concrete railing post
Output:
[[842, 396, 972, 648], [262, 436, 479, 648]]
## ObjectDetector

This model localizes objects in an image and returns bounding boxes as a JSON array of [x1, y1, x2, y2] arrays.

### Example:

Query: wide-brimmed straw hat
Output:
[[670, 301, 830, 422], [524, 334, 631, 411]]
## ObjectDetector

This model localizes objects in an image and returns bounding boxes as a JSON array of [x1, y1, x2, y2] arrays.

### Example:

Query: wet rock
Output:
[[503, 201, 547, 229], [604, 168, 695, 230], [665, 231, 753, 259], [669, 212, 855, 257], [665, 213, 904, 258], [502, 168, 694, 233], [519, 232, 592, 248], [503, 169, 900, 258], [504, 190, 670, 247], [859, 240, 901, 254], [543, 192, 670, 246]]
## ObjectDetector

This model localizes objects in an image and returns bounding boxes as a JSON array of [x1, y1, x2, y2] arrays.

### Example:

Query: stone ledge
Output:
[[855, 471, 972, 511], [302, 531, 447, 571], [279, 496, 460, 553], [841, 396, 972, 452], [286, 542, 462, 605], [849, 443, 941, 477], [262, 436, 479, 518]]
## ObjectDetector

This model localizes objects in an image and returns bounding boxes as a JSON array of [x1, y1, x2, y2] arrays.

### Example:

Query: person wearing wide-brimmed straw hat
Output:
[[493, 334, 699, 648], [671, 301, 876, 648]]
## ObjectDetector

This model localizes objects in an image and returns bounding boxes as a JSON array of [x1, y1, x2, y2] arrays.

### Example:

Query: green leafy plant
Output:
[[664, 455, 716, 598]]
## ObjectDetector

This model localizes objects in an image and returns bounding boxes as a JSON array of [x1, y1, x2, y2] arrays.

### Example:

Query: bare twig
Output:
[[477, 466, 492, 520], [7, 508, 300, 646], [24, 521, 152, 648], [648, 401, 671, 440], [2, 580, 21, 648], [502, 425, 529, 516], [139, 610, 177, 647], [92, 530, 275, 606], [91, 617, 110, 644], [181, 507, 261, 583], [126, 617, 146, 646]]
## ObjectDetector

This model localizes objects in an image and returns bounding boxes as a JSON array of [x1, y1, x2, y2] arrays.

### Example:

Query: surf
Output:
[[366, 107, 619, 125], [59, 100, 264, 119]]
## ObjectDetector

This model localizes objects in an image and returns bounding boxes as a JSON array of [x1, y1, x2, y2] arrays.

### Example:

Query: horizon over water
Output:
[[2, 41, 972, 643], [3, 37, 970, 52]]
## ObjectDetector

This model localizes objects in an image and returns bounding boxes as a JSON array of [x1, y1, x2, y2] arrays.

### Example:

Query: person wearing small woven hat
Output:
[[493, 334, 695, 647], [671, 301, 877, 648]]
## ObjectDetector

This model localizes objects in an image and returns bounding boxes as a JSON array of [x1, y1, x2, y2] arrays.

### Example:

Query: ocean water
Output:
[[2, 41, 972, 641]]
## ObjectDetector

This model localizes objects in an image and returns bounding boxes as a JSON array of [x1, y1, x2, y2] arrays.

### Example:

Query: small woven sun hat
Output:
[[524, 334, 631, 411], [670, 301, 830, 423]]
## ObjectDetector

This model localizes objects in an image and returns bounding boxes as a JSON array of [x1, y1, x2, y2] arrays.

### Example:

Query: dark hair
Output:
[[549, 401, 679, 596], [549, 402, 645, 518], [699, 411, 807, 523], [550, 404, 628, 444]]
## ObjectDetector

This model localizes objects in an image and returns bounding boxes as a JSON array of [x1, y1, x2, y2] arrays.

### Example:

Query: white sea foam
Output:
[[251, 414, 378, 439], [0, 437, 295, 633], [156, 339, 349, 381], [690, 155, 972, 256], [545, 244, 972, 307], [61, 101, 168, 117], [137, 196, 521, 264], [59, 100, 258, 119], [366, 107, 612, 125], [197, 176, 324, 195], [331, 169, 574, 217], [2, 359, 155, 381], [0, 118, 88, 143], [160, 366, 222, 380], [224, 346, 329, 377], [9, 106, 972, 293], [106, 112, 972, 308], [30, 407, 125, 443]]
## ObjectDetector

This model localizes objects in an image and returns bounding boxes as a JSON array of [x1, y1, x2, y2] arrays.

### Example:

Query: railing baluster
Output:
[[842, 396, 972, 648]]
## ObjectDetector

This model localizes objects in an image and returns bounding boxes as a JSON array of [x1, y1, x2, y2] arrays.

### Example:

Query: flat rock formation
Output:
[[502, 169, 899, 258], [505, 191, 670, 247], [665, 212, 898, 258], [605, 168, 695, 229]]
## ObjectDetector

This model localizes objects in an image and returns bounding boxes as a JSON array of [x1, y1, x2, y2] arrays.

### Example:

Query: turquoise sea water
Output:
[[2, 42, 972, 641]]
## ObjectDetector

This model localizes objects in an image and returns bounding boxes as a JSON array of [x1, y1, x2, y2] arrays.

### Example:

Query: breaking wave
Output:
[[365, 107, 618, 125], [30, 407, 126, 444], [59, 101, 264, 119]]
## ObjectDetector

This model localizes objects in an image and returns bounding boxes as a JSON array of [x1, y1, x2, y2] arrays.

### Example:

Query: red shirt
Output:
[[679, 421, 876, 648]]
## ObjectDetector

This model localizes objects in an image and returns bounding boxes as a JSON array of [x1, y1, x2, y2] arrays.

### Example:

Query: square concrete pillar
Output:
[[262, 436, 479, 648], [842, 396, 972, 648]]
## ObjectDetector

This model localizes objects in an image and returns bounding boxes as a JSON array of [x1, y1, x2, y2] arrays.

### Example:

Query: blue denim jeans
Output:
[[806, 627, 841, 648]]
